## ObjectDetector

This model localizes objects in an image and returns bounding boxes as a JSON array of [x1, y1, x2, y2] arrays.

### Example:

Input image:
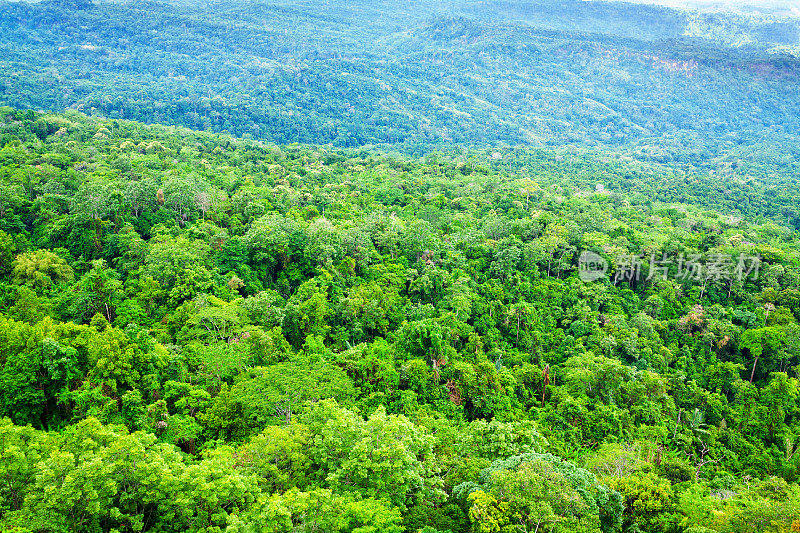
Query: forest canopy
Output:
[[0, 107, 799, 532], [1, 0, 800, 531]]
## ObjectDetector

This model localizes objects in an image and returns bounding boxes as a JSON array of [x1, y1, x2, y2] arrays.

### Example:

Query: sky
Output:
[[609, 0, 800, 16]]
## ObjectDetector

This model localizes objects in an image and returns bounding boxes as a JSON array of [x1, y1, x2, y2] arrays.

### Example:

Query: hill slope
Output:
[[1, 0, 799, 162]]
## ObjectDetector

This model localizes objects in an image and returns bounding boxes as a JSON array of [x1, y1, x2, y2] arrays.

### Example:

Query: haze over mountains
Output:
[[615, 0, 800, 17]]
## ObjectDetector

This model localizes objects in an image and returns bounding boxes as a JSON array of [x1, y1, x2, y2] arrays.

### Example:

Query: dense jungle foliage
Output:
[[1, 108, 800, 532], [2, 0, 800, 531]]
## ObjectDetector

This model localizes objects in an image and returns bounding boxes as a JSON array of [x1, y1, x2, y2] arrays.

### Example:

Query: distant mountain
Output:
[[1, 0, 799, 169]]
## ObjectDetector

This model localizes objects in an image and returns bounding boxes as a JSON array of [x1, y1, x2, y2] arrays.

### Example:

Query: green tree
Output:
[[456, 453, 623, 533], [303, 400, 441, 510], [12, 250, 73, 291]]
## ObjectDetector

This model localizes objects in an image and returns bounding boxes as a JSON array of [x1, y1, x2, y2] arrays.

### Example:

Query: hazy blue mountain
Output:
[[1, 0, 798, 164]]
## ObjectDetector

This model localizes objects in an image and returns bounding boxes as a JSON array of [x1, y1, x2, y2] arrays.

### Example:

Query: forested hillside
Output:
[[1, 0, 800, 163], [2, 108, 800, 532]]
